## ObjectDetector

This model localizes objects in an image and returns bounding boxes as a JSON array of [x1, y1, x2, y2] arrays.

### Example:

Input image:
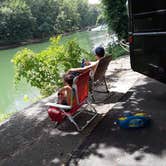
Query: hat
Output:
[[94, 46, 105, 57]]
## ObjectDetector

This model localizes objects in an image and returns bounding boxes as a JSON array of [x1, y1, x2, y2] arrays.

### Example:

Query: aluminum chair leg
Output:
[[59, 109, 81, 131], [89, 91, 96, 102], [71, 100, 97, 131], [54, 121, 59, 128], [52, 101, 98, 131], [90, 76, 110, 103], [103, 77, 109, 93], [67, 115, 81, 131], [87, 99, 97, 113]]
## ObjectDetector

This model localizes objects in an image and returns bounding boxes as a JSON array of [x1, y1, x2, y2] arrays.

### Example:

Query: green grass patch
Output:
[[0, 112, 16, 123], [106, 44, 128, 60]]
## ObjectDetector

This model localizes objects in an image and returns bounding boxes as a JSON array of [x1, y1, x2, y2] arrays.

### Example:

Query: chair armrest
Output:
[[45, 102, 72, 110]]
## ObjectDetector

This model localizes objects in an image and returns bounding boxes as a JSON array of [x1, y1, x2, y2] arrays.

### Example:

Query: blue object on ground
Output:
[[117, 112, 150, 129]]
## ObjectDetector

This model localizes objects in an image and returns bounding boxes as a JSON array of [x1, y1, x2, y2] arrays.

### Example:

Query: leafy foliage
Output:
[[106, 43, 127, 59], [0, 0, 35, 44], [0, 111, 16, 123], [0, 0, 101, 44], [12, 36, 90, 96], [102, 0, 128, 40]]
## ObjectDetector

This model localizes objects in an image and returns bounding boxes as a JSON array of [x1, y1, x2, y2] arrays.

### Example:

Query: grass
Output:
[[0, 112, 16, 124], [106, 44, 128, 60]]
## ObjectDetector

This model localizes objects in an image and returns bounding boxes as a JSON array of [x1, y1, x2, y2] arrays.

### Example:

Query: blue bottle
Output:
[[81, 58, 85, 67]]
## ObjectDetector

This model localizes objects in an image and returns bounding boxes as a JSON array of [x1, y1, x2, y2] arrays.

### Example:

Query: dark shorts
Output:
[[70, 71, 80, 77]]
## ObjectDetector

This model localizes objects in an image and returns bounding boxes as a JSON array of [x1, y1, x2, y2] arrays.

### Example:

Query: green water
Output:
[[0, 28, 109, 115]]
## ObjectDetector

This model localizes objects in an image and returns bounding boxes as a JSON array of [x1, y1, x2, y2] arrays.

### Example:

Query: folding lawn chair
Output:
[[46, 70, 98, 131], [90, 55, 112, 102]]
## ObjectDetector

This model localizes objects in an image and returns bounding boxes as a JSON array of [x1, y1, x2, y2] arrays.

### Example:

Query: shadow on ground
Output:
[[0, 69, 129, 166], [67, 77, 166, 166], [0, 94, 103, 166]]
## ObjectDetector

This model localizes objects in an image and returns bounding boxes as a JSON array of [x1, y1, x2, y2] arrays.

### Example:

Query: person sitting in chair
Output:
[[67, 46, 107, 74], [57, 73, 75, 107], [57, 69, 89, 109], [58, 46, 109, 106]]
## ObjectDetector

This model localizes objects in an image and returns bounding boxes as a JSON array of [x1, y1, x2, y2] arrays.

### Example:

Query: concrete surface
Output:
[[68, 77, 166, 166], [0, 55, 142, 166]]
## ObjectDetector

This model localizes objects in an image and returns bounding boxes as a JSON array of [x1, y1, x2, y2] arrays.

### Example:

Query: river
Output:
[[0, 27, 112, 115]]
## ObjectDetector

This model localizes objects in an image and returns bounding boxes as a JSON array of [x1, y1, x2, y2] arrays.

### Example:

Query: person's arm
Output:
[[67, 67, 86, 73], [67, 60, 98, 73], [85, 61, 97, 66]]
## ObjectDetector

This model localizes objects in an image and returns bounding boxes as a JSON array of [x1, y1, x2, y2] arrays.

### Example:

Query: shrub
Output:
[[106, 43, 127, 60], [12, 36, 90, 96], [102, 0, 128, 40]]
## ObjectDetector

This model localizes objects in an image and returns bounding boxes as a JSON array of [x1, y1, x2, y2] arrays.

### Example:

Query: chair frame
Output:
[[46, 70, 98, 131], [90, 55, 112, 102]]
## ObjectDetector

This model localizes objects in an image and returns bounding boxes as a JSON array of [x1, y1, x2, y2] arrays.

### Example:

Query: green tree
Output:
[[0, 0, 101, 44], [102, 0, 128, 39], [88, 5, 100, 26], [26, 0, 59, 38], [12, 36, 90, 96], [0, 0, 35, 43]]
